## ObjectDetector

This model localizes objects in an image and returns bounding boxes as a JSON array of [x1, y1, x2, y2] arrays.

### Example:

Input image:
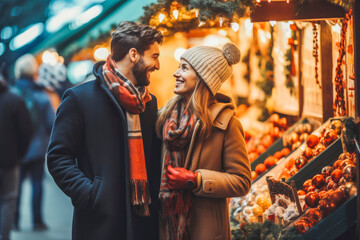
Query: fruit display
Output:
[[246, 114, 289, 163], [276, 119, 341, 181], [282, 122, 313, 151], [252, 149, 290, 181], [293, 152, 357, 234], [251, 119, 316, 181]]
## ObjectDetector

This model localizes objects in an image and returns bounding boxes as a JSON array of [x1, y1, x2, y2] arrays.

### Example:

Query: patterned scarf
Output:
[[159, 99, 196, 240], [102, 56, 152, 216]]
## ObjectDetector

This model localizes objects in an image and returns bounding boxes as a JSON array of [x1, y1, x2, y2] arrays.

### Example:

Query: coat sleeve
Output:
[[47, 89, 93, 208], [193, 117, 252, 198]]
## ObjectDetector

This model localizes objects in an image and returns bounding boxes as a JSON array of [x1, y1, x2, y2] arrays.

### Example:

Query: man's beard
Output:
[[133, 58, 150, 87]]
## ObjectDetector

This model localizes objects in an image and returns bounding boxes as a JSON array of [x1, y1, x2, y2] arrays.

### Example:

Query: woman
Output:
[[156, 43, 252, 240]]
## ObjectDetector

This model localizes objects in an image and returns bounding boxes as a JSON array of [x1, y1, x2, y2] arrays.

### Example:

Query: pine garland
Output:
[[231, 221, 301, 240], [138, 0, 254, 35], [326, 0, 353, 11]]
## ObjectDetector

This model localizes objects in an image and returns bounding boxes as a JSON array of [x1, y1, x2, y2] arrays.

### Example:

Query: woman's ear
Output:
[[129, 48, 140, 63]]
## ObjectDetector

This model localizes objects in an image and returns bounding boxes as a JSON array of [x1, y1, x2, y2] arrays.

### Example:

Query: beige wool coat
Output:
[[160, 94, 252, 240]]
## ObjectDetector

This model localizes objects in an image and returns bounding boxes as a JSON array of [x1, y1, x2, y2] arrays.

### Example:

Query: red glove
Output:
[[167, 165, 198, 190]]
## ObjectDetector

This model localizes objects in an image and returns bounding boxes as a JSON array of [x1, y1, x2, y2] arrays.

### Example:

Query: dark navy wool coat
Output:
[[47, 62, 161, 240]]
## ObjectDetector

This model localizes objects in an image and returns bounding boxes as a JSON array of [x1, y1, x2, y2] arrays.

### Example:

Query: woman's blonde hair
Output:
[[156, 75, 216, 140]]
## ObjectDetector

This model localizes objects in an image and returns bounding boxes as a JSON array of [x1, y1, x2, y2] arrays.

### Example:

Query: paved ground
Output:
[[10, 169, 73, 240]]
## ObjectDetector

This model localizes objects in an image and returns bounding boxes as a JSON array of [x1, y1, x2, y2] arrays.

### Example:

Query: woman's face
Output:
[[173, 59, 197, 100]]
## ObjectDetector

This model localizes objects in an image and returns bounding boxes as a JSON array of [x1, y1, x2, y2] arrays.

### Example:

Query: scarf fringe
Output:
[[131, 179, 151, 216], [161, 192, 192, 240], [160, 191, 192, 217]]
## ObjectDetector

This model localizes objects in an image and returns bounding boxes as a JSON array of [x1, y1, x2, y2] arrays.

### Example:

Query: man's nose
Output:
[[154, 59, 160, 70]]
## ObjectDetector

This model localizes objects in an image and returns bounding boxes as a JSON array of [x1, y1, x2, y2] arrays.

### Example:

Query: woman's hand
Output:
[[167, 165, 198, 190]]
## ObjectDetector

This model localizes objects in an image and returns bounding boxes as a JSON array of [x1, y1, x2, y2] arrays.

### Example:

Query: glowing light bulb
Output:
[[256, 0, 261, 2], [173, 10, 179, 19], [287, 0, 290, 3], [195, 9, 199, 17], [174, 47, 186, 62], [218, 30, 227, 36], [159, 13, 165, 23], [219, 17, 224, 27], [230, 22, 239, 32], [268, 0, 271, 3], [94, 47, 109, 61]]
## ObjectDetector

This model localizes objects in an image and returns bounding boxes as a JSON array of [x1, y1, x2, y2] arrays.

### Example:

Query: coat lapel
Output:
[[184, 120, 203, 172]]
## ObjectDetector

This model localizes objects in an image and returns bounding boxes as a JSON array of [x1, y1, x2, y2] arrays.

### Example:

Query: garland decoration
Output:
[[325, 0, 353, 11], [312, 22, 321, 89], [231, 220, 301, 240], [254, 25, 274, 122], [333, 9, 352, 116], [255, 26, 274, 100], [138, 0, 254, 35], [284, 23, 298, 96]]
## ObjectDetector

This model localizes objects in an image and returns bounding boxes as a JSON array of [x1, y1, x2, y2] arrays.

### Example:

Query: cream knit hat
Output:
[[181, 42, 241, 95]]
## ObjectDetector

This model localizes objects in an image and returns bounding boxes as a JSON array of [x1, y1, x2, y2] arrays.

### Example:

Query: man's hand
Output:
[[167, 165, 198, 190]]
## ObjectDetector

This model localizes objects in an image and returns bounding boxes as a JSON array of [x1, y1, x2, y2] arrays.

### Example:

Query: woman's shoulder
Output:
[[210, 103, 236, 130]]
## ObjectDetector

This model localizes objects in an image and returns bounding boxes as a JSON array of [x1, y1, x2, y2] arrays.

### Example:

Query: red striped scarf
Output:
[[102, 56, 152, 216], [160, 100, 196, 240]]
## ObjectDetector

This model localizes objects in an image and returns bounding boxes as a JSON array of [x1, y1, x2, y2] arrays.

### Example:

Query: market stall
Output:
[[135, 0, 359, 239]]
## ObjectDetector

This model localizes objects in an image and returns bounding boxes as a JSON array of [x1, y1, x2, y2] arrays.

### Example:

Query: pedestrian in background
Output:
[[12, 54, 55, 231], [0, 64, 33, 240], [38, 61, 69, 110]]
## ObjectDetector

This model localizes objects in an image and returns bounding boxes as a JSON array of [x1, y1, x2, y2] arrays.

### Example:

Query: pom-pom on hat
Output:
[[181, 42, 241, 95]]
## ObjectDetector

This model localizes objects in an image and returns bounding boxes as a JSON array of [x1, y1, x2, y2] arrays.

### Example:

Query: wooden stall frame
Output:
[[353, 0, 360, 239], [251, 0, 359, 238]]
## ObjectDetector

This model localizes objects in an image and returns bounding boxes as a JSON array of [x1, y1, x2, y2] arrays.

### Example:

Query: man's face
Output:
[[132, 42, 160, 86]]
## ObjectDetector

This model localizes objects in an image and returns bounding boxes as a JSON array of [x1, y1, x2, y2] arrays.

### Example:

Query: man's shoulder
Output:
[[67, 80, 100, 96]]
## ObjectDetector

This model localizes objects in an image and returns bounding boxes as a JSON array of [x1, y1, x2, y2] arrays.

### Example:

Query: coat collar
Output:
[[184, 93, 235, 171], [209, 93, 235, 130]]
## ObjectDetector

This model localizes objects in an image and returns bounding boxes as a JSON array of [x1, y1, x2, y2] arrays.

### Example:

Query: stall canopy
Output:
[[0, 0, 155, 69]]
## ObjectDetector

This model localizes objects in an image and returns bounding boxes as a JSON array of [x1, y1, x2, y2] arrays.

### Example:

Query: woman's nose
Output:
[[173, 69, 180, 77]]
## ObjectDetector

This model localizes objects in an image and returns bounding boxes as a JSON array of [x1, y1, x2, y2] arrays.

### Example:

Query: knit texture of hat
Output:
[[181, 42, 241, 95]]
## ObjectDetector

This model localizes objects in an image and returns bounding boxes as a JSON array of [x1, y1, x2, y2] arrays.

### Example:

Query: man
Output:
[[0, 66, 33, 240], [12, 54, 54, 231], [47, 21, 163, 240]]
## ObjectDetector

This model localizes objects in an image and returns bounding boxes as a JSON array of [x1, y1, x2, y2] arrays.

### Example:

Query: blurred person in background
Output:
[[156, 43, 251, 240], [47, 21, 163, 240], [0, 64, 33, 240], [37, 62, 67, 110], [38, 61, 71, 108], [12, 54, 55, 231]]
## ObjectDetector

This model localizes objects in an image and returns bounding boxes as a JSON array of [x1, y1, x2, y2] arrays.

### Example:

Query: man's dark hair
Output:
[[111, 21, 164, 62]]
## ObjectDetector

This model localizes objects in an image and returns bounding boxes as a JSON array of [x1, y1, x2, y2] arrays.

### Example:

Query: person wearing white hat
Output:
[[156, 43, 251, 240]]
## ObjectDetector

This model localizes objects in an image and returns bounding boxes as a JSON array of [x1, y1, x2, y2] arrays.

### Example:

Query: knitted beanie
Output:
[[181, 42, 241, 95]]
